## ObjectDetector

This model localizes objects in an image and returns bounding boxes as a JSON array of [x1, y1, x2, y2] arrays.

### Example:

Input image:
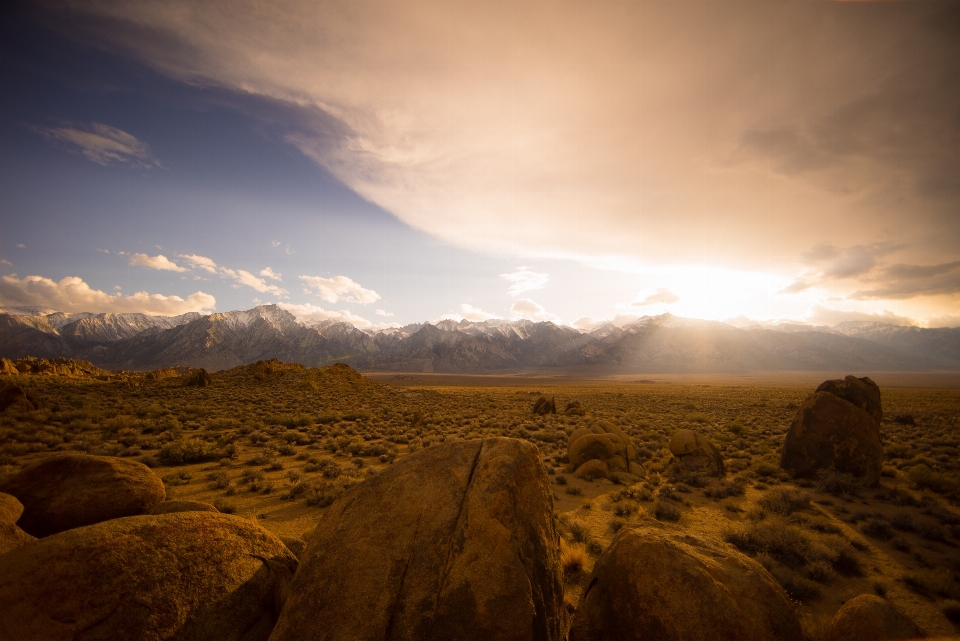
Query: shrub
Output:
[[304, 482, 343, 507], [560, 539, 586, 580], [654, 500, 681, 522], [565, 485, 583, 496], [908, 464, 956, 494], [555, 474, 568, 485], [816, 469, 863, 497], [568, 521, 591, 543], [757, 488, 810, 516], [213, 499, 236, 514], [859, 517, 894, 540], [159, 438, 233, 465]]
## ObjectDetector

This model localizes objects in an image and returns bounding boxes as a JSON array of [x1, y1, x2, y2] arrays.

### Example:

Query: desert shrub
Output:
[[159, 438, 233, 465], [304, 482, 342, 507], [899, 568, 960, 599], [816, 469, 863, 497], [565, 485, 583, 496], [555, 474, 568, 485], [859, 517, 894, 540], [657, 485, 682, 502], [757, 488, 810, 516], [213, 499, 236, 514], [208, 471, 230, 489], [917, 520, 948, 543], [654, 500, 681, 522], [704, 476, 746, 499], [614, 502, 637, 517], [767, 565, 821, 602], [908, 464, 956, 494], [891, 536, 911, 551], [727, 420, 746, 435], [568, 521, 591, 543], [890, 511, 915, 531], [560, 539, 586, 580]]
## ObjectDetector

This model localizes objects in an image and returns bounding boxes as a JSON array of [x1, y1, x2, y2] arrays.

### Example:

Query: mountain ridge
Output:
[[1, 305, 958, 374]]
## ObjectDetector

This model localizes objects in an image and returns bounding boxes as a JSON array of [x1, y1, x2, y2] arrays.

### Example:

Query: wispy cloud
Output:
[[375, 309, 394, 317], [33, 123, 159, 169], [278, 302, 397, 330], [260, 267, 282, 281], [129, 253, 185, 272], [434, 304, 500, 323], [179, 254, 218, 274], [510, 298, 562, 324], [500, 269, 549, 297], [299, 275, 380, 304], [631, 288, 679, 307], [175, 253, 287, 296], [0, 274, 214, 315]]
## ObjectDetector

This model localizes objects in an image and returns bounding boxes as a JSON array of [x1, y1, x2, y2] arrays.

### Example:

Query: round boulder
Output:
[[0, 492, 23, 525], [0, 522, 35, 556], [147, 500, 219, 515], [280, 536, 307, 559], [816, 376, 882, 425], [668, 430, 725, 476], [569, 433, 620, 468], [0, 454, 166, 537], [826, 594, 924, 641], [575, 459, 611, 481], [570, 528, 805, 641], [270, 438, 565, 641], [780, 392, 883, 486], [0, 512, 297, 641]]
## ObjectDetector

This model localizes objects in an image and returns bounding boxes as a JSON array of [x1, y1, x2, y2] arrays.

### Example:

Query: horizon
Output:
[[2, 2, 959, 330]]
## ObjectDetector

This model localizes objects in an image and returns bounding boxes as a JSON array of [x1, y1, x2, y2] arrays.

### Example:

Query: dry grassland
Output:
[[2, 361, 959, 637]]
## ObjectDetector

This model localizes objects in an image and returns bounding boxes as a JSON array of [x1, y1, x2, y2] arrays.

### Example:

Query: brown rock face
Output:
[[0, 384, 42, 413], [569, 434, 620, 468], [147, 500, 219, 515], [0, 492, 23, 525], [0, 523, 35, 556], [780, 392, 883, 486], [575, 459, 611, 481], [567, 421, 636, 475], [570, 528, 805, 641], [0, 454, 166, 537], [0, 512, 297, 641], [826, 594, 924, 641], [533, 395, 557, 415], [668, 430, 725, 476], [816, 376, 882, 425], [185, 368, 213, 387], [269, 438, 565, 641], [0, 359, 17, 375]]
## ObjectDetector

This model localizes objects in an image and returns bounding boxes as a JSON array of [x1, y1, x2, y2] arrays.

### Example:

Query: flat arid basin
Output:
[[1, 361, 959, 639]]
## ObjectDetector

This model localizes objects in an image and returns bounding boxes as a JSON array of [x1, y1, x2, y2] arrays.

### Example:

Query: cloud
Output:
[[277, 302, 396, 330], [631, 288, 679, 307], [0, 274, 215, 315], [500, 269, 549, 297], [375, 309, 393, 317], [778, 280, 812, 295], [434, 304, 500, 323], [129, 253, 186, 272], [0, 260, 11, 267], [510, 299, 562, 324], [299, 275, 380, 304], [260, 267, 282, 281], [16, 244, 25, 249], [805, 305, 914, 327], [848, 260, 960, 300], [33, 122, 159, 168], [178, 254, 218, 274]]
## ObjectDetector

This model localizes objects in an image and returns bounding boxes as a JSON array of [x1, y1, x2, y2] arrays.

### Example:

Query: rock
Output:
[[0, 359, 17, 375], [570, 528, 805, 641], [0, 454, 166, 537], [564, 401, 585, 416], [0, 512, 297, 640], [816, 376, 882, 425], [270, 438, 565, 641], [0, 523, 35, 556], [575, 458, 611, 481], [569, 433, 620, 468], [780, 392, 883, 486], [144, 367, 179, 381], [147, 500, 219, 515], [280, 536, 306, 559], [184, 368, 213, 387], [826, 594, 924, 641], [533, 395, 556, 415], [0, 384, 42, 413], [668, 430, 725, 476], [0, 492, 23, 525], [610, 472, 642, 485]]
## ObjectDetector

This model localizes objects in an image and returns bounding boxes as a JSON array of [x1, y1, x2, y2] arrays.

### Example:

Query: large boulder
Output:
[[0, 523, 35, 556], [0, 359, 17, 375], [668, 430, 725, 476], [147, 500, 219, 515], [0, 512, 297, 640], [817, 376, 882, 425], [184, 368, 213, 387], [270, 438, 565, 641], [825, 594, 924, 641], [780, 391, 883, 486], [0, 492, 23, 525], [575, 458, 610, 481], [567, 421, 636, 474], [0, 384, 42, 413], [0, 454, 166, 537], [533, 396, 556, 415], [570, 528, 805, 641], [569, 434, 620, 468]]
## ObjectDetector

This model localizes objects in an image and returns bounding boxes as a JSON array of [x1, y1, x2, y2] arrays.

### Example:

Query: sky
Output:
[[1, 0, 959, 330]]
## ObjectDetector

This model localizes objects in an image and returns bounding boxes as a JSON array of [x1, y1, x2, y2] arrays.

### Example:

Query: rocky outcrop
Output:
[[564, 401, 585, 416], [147, 500, 218, 515], [780, 382, 883, 486], [825, 594, 924, 641], [570, 528, 805, 641], [0, 512, 297, 640], [0, 492, 23, 525], [270, 438, 565, 641], [184, 368, 213, 386], [668, 429, 725, 476], [567, 421, 637, 480], [816, 376, 882, 424], [280, 536, 306, 559], [533, 395, 556, 415], [0, 359, 17, 375], [0, 384, 42, 413], [0, 522, 35, 556], [0, 454, 166, 537]]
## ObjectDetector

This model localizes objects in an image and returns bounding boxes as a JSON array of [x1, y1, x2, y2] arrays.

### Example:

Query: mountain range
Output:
[[1, 305, 959, 374]]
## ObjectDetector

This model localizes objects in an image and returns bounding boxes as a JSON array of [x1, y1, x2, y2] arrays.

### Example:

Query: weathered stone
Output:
[[575, 458, 611, 481], [0, 454, 166, 537], [270, 438, 565, 641], [0, 384, 42, 413], [147, 500, 218, 515], [668, 430, 725, 476], [564, 401, 585, 416], [184, 368, 213, 387], [0, 523, 35, 556], [780, 392, 883, 486], [816, 376, 882, 425], [0, 492, 23, 525], [0, 359, 17, 375], [533, 395, 556, 415], [0, 512, 297, 641], [570, 528, 805, 641], [280, 536, 306, 559], [569, 433, 620, 468], [826, 594, 924, 641]]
